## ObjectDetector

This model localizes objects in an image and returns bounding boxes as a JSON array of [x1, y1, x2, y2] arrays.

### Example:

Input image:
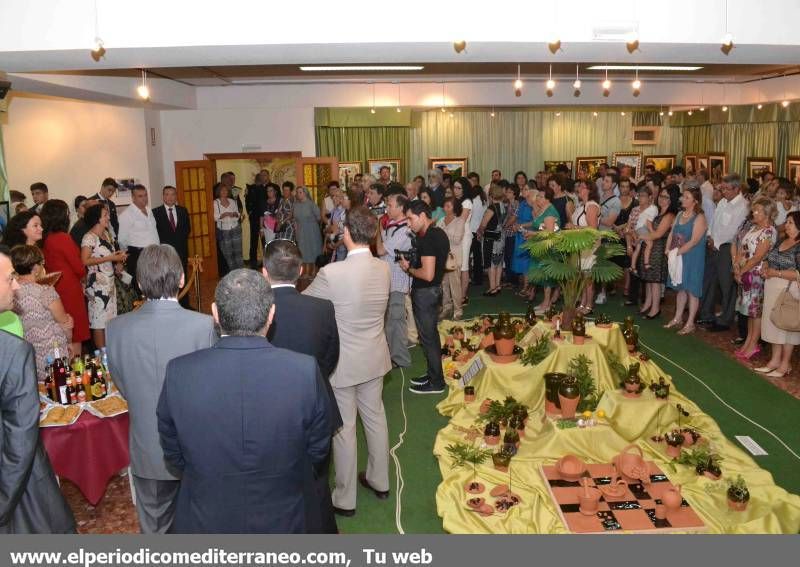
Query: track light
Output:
[[90, 38, 106, 62], [573, 65, 581, 97], [453, 40, 466, 53], [548, 39, 561, 54], [721, 33, 734, 55], [514, 65, 523, 97], [546, 65, 555, 97], [722, 105, 728, 111], [668, 110, 673, 116], [757, 103, 763, 110], [632, 69, 641, 97], [592, 112, 598, 117], [688, 110, 693, 116], [602, 69, 611, 97], [782, 100, 790, 108], [137, 69, 150, 100]]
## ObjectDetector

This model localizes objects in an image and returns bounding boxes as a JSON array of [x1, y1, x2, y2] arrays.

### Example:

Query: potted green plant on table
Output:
[[523, 228, 624, 328], [446, 442, 492, 494], [727, 475, 750, 511]]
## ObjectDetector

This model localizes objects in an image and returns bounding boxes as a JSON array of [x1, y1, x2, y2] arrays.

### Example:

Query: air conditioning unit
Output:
[[631, 126, 660, 145]]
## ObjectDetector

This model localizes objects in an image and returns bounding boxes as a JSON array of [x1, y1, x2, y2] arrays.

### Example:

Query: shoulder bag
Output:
[[770, 275, 800, 331]]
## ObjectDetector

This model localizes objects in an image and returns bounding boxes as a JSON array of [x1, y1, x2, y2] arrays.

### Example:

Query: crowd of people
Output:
[[2, 157, 799, 534]]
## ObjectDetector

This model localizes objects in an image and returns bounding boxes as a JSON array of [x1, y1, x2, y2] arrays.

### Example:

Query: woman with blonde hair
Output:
[[437, 197, 465, 319]]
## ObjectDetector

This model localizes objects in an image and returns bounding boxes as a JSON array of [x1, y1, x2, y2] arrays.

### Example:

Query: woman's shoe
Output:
[[736, 347, 761, 360], [482, 289, 493, 297], [462, 296, 469, 306], [489, 287, 501, 296], [644, 310, 661, 320], [754, 366, 777, 374], [765, 368, 791, 378], [663, 319, 682, 329], [677, 325, 696, 335]]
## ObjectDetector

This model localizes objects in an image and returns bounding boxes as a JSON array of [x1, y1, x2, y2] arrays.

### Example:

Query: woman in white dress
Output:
[[453, 178, 473, 306], [566, 180, 601, 314]]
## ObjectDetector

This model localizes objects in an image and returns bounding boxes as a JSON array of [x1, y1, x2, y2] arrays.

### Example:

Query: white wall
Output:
[[2, 93, 151, 207]]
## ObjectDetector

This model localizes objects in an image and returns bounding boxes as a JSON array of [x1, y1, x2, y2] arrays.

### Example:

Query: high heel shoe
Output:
[[736, 347, 761, 360], [677, 325, 696, 335], [644, 310, 661, 320], [754, 366, 777, 374], [663, 319, 682, 329], [765, 368, 792, 378]]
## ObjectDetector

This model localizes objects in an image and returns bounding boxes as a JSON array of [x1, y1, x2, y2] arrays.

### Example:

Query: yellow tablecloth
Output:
[[433, 317, 800, 534]]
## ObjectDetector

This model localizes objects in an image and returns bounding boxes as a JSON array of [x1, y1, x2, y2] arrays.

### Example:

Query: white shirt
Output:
[[118, 204, 159, 249], [347, 247, 371, 258], [635, 205, 659, 231], [776, 201, 797, 226], [469, 197, 487, 233], [710, 192, 749, 249], [164, 205, 179, 229], [214, 198, 239, 231]]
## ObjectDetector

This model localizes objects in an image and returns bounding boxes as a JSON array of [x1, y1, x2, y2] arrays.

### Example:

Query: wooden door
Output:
[[174, 160, 218, 281], [295, 157, 339, 207]]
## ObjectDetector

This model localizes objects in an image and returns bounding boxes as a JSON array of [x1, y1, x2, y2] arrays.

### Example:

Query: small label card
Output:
[[460, 356, 485, 388], [735, 435, 768, 456]]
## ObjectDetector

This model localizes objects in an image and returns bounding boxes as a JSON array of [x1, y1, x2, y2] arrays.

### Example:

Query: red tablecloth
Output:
[[40, 411, 130, 506]]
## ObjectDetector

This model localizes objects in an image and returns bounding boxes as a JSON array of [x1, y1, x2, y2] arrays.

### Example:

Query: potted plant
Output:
[[450, 326, 465, 342], [523, 227, 624, 328], [445, 442, 492, 494], [674, 446, 723, 480], [594, 312, 612, 328], [568, 354, 601, 412], [520, 332, 552, 368], [493, 312, 516, 356], [727, 475, 750, 511], [492, 447, 513, 472], [558, 375, 581, 419], [649, 376, 670, 399], [622, 316, 639, 352], [503, 427, 520, 449], [483, 421, 501, 445], [468, 321, 482, 334], [664, 429, 685, 459], [463, 384, 475, 403], [622, 362, 644, 397], [571, 313, 587, 345], [525, 303, 537, 326], [544, 305, 560, 326]]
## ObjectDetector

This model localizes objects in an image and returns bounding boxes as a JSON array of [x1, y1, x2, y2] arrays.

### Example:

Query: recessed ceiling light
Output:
[[299, 65, 424, 72], [587, 65, 703, 71]]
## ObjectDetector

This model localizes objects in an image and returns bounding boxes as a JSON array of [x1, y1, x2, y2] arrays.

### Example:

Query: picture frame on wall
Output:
[[787, 156, 800, 186], [114, 178, 136, 206], [0, 201, 9, 232], [645, 155, 676, 174], [428, 157, 468, 180], [708, 152, 727, 184], [543, 161, 573, 175], [368, 158, 401, 183], [575, 156, 607, 180], [338, 161, 362, 190], [747, 157, 775, 180], [612, 151, 643, 179], [684, 154, 698, 175]]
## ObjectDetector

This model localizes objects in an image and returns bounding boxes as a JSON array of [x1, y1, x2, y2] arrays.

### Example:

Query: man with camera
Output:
[[398, 200, 450, 394], [376, 193, 412, 368]]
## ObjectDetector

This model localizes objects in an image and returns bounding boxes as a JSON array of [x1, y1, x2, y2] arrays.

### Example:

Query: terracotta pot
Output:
[[573, 335, 586, 346], [662, 485, 683, 511], [666, 443, 682, 459], [654, 504, 667, 520], [544, 372, 566, 414], [464, 386, 475, 403], [704, 470, 722, 481], [484, 434, 500, 446], [558, 376, 581, 420], [492, 452, 511, 472], [479, 399, 492, 414], [479, 334, 495, 350], [494, 337, 515, 356], [624, 381, 640, 393], [467, 497, 485, 510], [727, 497, 748, 512], [614, 444, 649, 484], [578, 487, 602, 515]]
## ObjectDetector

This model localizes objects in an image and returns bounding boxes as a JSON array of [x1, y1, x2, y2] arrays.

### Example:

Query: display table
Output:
[[41, 411, 130, 506], [433, 316, 800, 534]]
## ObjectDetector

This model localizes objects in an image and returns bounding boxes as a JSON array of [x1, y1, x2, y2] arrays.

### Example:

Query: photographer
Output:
[[398, 200, 450, 395]]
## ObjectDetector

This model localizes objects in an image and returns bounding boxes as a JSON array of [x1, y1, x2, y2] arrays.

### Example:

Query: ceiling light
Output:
[[688, 110, 693, 116], [721, 33, 734, 55], [299, 65, 424, 72], [722, 105, 728, 111], [514, 64, 523, 97], [546, 64, 555, 97], [668, 110, 673, 116], [573, 64, 581, 97], [90, 38, 106, 62], [546, 78, 556, 90], [659, 110, 664, 116], [548, 39, 561, 54], [555, 112, 561, 117], [137, 69, 150, 100], [587, 65, 703, 71], [453, 41, 466, 54], [441, 107, 446, 113], [602, 77, 611, 98], [620, 111, 626, 116], [757, 103, 763, 110], [699, 107, 705, 111], [782, 100, 790, 108], [490, 107, 495, 118], [370, 108, 376, 114], [592, 112, 598, 117], [396, 107, 401, 113], [632, 69, 641, 97]]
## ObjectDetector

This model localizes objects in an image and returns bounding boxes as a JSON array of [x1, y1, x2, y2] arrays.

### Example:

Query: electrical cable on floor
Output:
[[639, 338, 800, 462], [389, 365, 409, 534]]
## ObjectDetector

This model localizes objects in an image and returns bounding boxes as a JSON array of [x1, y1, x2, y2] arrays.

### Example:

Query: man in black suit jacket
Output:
[[245, 171, 273, 268], [263, 239, 341, 533], [157, 269, 332, 533], [91, 178, 120, 237], [153, 186, 191, 307]]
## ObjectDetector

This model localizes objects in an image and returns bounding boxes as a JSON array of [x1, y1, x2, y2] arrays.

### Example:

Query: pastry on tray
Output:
[[40, 404, 82, 427], [89, 396, 128, 417]]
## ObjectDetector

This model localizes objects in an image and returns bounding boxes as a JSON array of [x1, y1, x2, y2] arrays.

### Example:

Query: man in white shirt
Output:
[[596, 173, 622, 305], [698, 174, 750, 331], [484, 169, 502, 194], [697, 169, 716, 231], [118, 184, 160, 295], [671, 166, 686, 191]]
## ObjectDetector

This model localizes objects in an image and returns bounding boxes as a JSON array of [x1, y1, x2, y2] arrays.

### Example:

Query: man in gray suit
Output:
[[304, 207, 392, 516], [107, 244, 216, 533], [0, 245, 75, 534]]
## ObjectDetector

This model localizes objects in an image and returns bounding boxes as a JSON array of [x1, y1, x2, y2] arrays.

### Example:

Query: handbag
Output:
[[445, 250, 457, 272], [770, 278, 800, 331]]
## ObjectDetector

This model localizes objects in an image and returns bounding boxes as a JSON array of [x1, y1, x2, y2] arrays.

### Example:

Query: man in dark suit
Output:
[[0, 246, 75, 534], [90, 178, 120, 237], [153, 186, 191, 306], [157, 269, 332, 533], [263, 239, 341, 533], [107, 245, 216, 533], [245, 171, 271, 268]]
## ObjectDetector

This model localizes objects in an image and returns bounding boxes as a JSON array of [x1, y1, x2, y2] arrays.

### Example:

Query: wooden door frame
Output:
[[174, 160, 219, 281], [296, 157, 340, 205]]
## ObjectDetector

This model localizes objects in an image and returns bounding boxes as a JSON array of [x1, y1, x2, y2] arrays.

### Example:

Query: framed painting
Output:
[[787, 156, 800, 186], [575, 156, 607, 180], [113, 178, 136, 206], [338, 161, 362, 190], [368, 158, 401, 183], [543, 160, 573, 175], [0, 201, 8, 232], [697, 155, 710, 173], [645, 155, 676, 174], [708, 152, 728, 184], [429, 157, 468, 180], [612, 152, 643, 180], [747, 157, 774, 180], [684, 154, 698, 175]]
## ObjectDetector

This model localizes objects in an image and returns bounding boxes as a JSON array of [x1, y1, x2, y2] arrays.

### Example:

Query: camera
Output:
[[394, 235, 420, 267]]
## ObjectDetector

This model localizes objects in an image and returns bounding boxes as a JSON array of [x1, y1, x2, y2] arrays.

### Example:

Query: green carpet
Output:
[[335, 288, 800, 534]]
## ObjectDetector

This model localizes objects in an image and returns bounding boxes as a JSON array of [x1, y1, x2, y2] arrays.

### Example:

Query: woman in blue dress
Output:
[[664, 184, 707, 335], [512, 184, 534, 296]]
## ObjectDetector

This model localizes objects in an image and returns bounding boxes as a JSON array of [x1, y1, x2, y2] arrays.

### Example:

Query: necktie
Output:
[[168, 208, 176, 231]]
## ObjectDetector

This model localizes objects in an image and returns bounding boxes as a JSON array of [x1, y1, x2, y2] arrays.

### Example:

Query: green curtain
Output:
[[409, 109, 682, 182], [0, 123, 8, 202], [316, 126, 411, 183]]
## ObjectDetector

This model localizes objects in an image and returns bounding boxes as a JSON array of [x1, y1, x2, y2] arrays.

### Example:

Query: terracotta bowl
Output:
[[556, 455, 587, 482]]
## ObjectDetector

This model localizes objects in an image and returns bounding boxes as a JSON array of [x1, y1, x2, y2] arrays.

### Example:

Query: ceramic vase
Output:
[[558, 376, 581, 420]]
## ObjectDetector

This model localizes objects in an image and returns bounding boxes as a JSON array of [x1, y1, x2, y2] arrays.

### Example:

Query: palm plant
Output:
[[523, 228, 624, 326]]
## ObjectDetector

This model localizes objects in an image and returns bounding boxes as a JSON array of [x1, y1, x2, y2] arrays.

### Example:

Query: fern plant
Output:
[[520, 331, 552, 367], [523, 228, 624, 325], [445, 442, 492, 481], [567, 354, 601, 412]]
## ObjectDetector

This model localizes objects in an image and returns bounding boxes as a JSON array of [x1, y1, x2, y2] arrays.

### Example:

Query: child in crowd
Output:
[[629, 196, 659, 275]]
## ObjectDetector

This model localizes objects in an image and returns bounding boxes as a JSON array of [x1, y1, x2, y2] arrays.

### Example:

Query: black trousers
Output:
[[469, 232, 483, 284], [700, 243, 737, 326], [126, 246, 143, 297], [411, 286, 445, 388], [248, 215, 261, 268]]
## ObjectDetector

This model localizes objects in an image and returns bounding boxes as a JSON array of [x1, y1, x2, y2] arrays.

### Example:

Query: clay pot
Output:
[[492, 451, 511, 472], [578, 486, 602, 516], [484, 421, 501, 445], [452, 329, 465, 342], [704, 470, 722, 481], [479, 333, 495, 350], [614, 444, 649, 484], [525, 304, 537, 326], [479, 399, 492, 414], [464, 386, 475, 403], [662, 485, 683, 511], [544, 372, 566, 414], [556, 455, 587, 482], [727, 497, 749, 512], [654, 504, 667, 520], [558, 376, 581, 420], [727, 486, 750, 511], [494, 338, 516, 356], [622, 317, 639, 352], [573, 335, 586, 346], [467, 497, 485, 510], [666, 443, 682, 459], [503, 428, 520, 448], [493, 313, 516, 356]]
